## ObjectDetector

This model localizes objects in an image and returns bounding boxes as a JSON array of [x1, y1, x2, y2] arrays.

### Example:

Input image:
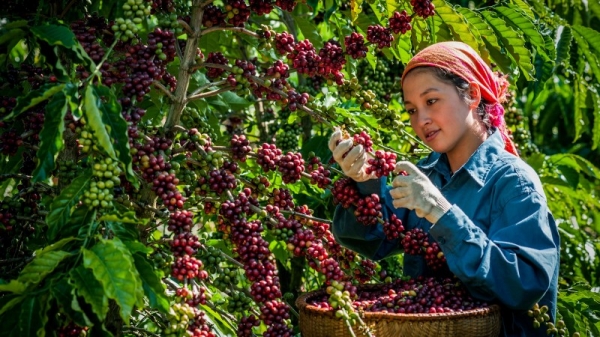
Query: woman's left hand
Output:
[[390, 161, 452, 224]]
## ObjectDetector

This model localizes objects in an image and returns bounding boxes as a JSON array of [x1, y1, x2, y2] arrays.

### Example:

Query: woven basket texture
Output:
[[296, 288, 501, 337]]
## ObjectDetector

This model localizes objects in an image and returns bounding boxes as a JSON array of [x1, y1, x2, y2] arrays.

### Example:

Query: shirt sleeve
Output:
[[331, 177, 404, 260], [429, 189, 559, 310]]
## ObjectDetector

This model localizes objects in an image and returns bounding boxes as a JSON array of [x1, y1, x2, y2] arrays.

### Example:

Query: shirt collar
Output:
[[417, 130, 507, 186]]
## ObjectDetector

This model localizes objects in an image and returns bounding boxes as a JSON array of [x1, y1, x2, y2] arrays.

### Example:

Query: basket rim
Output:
[[296, 287, 501, 322]]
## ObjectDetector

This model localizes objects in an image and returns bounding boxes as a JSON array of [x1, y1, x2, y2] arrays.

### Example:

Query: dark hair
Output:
[[407, 67, 493, 133]]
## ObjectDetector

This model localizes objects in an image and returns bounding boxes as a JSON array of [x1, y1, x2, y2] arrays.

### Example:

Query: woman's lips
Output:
[[425, 130, 439, 142]]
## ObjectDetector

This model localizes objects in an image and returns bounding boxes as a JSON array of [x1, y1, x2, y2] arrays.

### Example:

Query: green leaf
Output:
[[200, 303, 237, 336], [123, 241, 153, 255], [532, 33, 555, 95], [494, 5, 544, 48], [431, 14, 452, 42], [83, 239, 143, 323], [454, 7, 491, 63], [509, 0, 535, 20], [0, 28, 26, 46], [0, 293, 19, 313], [50, 278, 91, 327], [351, 0, 364, 22], [64, 82, 80, 118], [572, 25, 600, 56], [456, 8, 513, 74], [132, 254, 169, 313], [0, 280, 26, 294], [295, 15, 323, 49], [83, 85, 116, 159], [46, 169, 93, 231], [32, 91, 68, 182], [93, 85, 137, 187], [70, 265, 109, 320], [555, 26, 572, 69], [35, 237, 78, 256], [0, 297, 21, 337], [48, 206, 96, 242], [105, 221, 139, 241], [481, 10, 534, 80], [393, 32, 412, 64], [0, 294, 24, 317], [199, 30, 230, 54], [548, 154, 600, 179], [2, 83, 65, 121], [18, 295, 45, 337], [366, 50, 377, 71], [17, 250, 71, 286], [269, 240, 290, 266], [572, 28, 600, 83], [368, 1, 388, 24], [218, 91, 253, 111], [590, 0, 600, 20], [591, 89, 600, 150], [573, 77, 587, 141], [31, 24, 77, 48], [432, 0, 480, 52]]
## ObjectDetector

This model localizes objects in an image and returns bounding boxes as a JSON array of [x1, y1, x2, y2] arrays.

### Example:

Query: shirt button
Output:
[[437, 237, 446, 244]]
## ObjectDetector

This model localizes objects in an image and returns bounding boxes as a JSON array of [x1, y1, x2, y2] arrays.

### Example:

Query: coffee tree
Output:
[[0, 0, 599, 336]]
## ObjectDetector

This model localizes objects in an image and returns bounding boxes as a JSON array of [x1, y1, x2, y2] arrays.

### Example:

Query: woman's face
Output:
[[402, 68, 484, 160]]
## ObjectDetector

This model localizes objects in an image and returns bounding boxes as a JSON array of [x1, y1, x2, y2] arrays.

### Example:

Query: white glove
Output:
[[328, 128, 376, 182], [390, 161, 452, 224]]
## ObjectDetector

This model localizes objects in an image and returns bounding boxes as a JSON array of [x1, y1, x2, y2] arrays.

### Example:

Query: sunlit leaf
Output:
[[481, 10, 534, 80], [432, 0, 480, 52]]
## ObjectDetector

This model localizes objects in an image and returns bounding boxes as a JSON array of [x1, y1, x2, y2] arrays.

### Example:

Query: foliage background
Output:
[[0, 0, 599, 336]]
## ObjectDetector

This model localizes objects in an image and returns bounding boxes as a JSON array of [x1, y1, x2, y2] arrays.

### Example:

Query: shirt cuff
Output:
[[428, 204, 470, 254]]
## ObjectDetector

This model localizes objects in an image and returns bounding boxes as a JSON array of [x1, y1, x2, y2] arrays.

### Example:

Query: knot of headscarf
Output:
[[401, 41, 518, 157]]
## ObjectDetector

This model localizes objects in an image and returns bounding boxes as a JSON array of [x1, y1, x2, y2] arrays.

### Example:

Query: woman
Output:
[[329, 41, 560, 337]]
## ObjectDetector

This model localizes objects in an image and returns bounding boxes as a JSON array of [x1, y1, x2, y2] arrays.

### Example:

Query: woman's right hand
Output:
[[328, 128, 375, 182]]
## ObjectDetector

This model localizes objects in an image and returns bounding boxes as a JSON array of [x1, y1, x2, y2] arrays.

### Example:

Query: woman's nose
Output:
[[415, 109, 431, 127]]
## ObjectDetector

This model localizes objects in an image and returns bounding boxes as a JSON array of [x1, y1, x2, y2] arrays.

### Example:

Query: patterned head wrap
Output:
[[401, 41, 518, 156]]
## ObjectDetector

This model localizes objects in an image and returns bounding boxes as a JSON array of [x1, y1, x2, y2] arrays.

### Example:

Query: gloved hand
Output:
[[390, 161, 452, 224], [328, 128, 376, 182]]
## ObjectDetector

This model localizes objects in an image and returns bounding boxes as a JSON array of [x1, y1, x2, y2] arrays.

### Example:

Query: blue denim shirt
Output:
[[332, 130, 560, 337]]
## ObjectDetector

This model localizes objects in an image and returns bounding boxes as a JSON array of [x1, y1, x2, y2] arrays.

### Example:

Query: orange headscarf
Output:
[[401, 41, 518, 156]]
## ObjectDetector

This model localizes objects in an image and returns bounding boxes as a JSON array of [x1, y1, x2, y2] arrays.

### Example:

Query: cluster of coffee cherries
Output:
[[529, 303, 577, 336], [411, 0, 435, 18], [163, 302, 214, 337], [401, 228, 448, 272], [57, 322, 88, 337], [325, 280, 361, 324], [310, 276, 489, 315], [110, 0, 151, 42], [367, 25, 394, 49], [366, 150, 397, 177], [82, 157, 122, 209]]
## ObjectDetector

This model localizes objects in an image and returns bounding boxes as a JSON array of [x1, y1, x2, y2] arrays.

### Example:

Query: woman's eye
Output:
[[427, 99, 437, 105], [407, 108, 416, 115]]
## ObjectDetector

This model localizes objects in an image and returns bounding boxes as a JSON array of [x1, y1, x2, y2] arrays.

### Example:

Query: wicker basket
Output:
[[296, 287, 501, 337]]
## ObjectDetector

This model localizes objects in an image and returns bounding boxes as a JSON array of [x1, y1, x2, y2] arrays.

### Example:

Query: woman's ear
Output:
[[467, 82, 482, 108]]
